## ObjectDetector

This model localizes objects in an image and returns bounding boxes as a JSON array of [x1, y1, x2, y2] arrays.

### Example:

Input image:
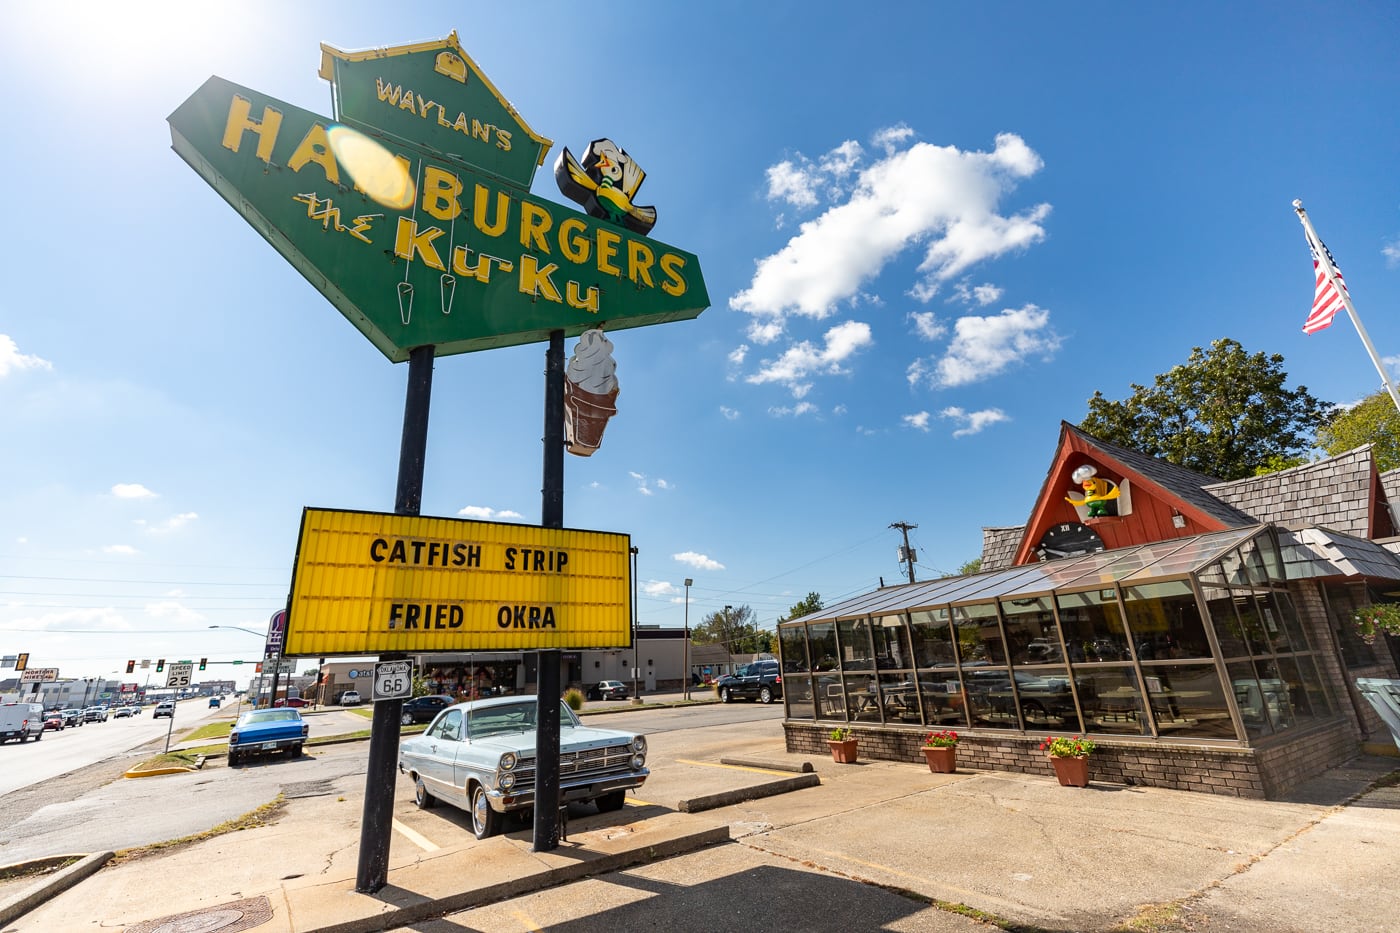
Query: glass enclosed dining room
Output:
[[777, 525, 1339, 748]]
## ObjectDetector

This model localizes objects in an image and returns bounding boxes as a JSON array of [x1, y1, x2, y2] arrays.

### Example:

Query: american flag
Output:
[[1303, 231, 1349, 335]]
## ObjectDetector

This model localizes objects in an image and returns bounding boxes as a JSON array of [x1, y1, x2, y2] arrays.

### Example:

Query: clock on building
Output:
[[1035, 522, 1105, 561]]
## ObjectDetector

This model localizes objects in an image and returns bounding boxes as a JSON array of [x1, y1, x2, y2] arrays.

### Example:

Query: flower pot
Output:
[[1049, 754, 1090, 787], [922, 746, 957, 773], [828, 739, 859, 763]]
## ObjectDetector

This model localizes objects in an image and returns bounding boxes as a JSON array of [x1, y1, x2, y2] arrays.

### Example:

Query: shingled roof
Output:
[[980, 526, 1025, 572], [1207, 446, 1381, 538]]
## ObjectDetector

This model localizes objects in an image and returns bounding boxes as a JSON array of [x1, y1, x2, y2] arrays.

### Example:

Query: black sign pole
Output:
[[356, 344, 433, 893], [533, 329, 565, 852]]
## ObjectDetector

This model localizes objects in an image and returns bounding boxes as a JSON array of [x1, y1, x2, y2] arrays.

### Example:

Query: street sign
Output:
[[166, 662, 194, 689], [373, 661, 413, 702], [266, 610, 286, 657], [19, 668, 57, 683]]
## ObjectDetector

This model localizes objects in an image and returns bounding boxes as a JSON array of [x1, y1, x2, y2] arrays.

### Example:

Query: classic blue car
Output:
[[398, 696, 649, 839], [227, 708, 309, 765]]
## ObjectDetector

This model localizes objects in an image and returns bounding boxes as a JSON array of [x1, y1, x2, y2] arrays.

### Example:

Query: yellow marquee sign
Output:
[[283, 508, 631, 657]]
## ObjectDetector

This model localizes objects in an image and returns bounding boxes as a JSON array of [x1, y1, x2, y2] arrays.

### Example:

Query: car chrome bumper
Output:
[[485, 768, 649, 813]]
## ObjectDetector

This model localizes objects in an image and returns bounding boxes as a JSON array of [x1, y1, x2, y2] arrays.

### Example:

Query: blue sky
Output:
[[4, 1, 1400, 688]]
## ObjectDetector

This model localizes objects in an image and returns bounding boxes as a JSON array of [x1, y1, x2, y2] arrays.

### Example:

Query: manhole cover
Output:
[[123, 895, 273, 933]]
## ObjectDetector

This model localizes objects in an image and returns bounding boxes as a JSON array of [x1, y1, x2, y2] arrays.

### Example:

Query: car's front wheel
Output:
[[471, 784, 500, 839], [595, 790, 626, 812], [719, 687, 732, 703], [228, 750, 240, 766], [401, 712, 414, 726], [759, 686, 774, 704], [414, 775, 436, 810]]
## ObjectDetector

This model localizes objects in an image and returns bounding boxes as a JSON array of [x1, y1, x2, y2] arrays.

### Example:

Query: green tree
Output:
[[954, 557, 982, 576], [693, 604, 769, 655], [1316, 388, 1400, 472], [1079, 338, 1330, 480], [779, 592, 824, 622]]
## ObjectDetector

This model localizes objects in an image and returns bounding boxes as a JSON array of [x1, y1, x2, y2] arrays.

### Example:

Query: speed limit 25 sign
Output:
[[373, 660, 413, 702]]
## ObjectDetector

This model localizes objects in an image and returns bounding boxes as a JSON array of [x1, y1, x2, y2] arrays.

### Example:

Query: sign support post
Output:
[[534, 330, 566, 852], [356, 344, 433, 894]]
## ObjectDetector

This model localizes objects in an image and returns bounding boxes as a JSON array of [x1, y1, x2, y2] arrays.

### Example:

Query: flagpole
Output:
[[1293, 199, 1400, 417]]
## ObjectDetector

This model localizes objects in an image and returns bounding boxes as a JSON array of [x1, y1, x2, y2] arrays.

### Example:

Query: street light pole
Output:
[[210, 624, 270, 705], [684, 578, 693, 700]]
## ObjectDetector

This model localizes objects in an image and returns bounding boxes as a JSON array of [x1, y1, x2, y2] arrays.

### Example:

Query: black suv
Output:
[[716, 660, 783, 703], [399, 695, 455, 725]]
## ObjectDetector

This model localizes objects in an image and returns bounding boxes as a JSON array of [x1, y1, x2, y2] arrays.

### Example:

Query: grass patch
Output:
[[181, 721, 232, 742], [0, 856, 81, 883], [109, 795, 288, 864], [132, 750, 205, 771]]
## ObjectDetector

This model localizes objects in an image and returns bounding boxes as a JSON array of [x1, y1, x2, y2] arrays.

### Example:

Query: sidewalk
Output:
[[3, 699, 1397, 932]]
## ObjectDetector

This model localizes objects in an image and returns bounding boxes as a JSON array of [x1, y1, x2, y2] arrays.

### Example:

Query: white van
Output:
[[0, 702, 46, 743]]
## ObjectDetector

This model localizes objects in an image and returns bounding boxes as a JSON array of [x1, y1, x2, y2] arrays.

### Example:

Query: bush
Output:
[[563, 687, 584, 711]]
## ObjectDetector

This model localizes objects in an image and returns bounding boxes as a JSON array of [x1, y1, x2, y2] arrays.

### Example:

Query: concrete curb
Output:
[[0, 852, 114, 926], [719, 756, 815, 773], [677, 773, 821, 812]]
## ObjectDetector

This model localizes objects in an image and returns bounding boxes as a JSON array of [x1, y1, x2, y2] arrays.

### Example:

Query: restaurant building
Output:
[[778, 423, 1400, 798]]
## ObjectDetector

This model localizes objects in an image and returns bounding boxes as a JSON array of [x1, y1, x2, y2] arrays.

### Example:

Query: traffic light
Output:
[[156, 658, 165, 672], [126, 660, 135, 674], [199, 658, 207, 671], [14, 653, 28, 671]]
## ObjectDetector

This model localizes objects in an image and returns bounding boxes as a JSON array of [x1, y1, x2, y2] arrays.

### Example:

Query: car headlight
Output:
[[631, 752, 646, 770], [499, 770, 516, 790], [499, 752, 517, 771], [630, 736, 647, 754]]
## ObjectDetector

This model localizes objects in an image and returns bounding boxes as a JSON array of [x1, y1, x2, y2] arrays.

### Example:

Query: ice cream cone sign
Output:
[[564, 329, 619, 457]]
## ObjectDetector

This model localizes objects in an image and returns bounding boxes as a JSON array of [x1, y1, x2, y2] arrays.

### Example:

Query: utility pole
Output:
[[890, 521, 918, 584]]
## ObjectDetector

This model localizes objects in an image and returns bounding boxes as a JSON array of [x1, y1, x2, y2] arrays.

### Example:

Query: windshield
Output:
[[432, 700, 582, 742], [240, 709, 300, 725]]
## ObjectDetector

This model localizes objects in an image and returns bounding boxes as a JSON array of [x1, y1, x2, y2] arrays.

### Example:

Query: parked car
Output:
[[227, 708, 310, 765], [153, 701, 175, 719], [59, 709, 83, 728], [111, 706, 137, 719], [400, 694, 455, 725], [715, 659, 783, 704], [43, 712, 65, 731], [82, 706, 109, 723], [273, 697, 308, 708], [340, 690, 362, 706], [585, 680, 630, 701], [398, 696, 649, 840]]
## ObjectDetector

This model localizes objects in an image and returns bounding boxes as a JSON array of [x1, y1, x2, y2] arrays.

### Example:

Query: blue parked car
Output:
[[227, 708, 309, 765]]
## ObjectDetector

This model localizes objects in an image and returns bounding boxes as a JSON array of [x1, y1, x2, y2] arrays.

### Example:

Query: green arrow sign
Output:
[[168, 72, 709, 362]]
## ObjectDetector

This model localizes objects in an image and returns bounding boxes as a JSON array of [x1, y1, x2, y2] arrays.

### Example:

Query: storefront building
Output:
[[779, 423, 1400, 798]]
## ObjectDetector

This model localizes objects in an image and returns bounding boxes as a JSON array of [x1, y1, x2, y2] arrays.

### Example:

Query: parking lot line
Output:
[[674, 758, 793, 776], [392, 819, 440, 852]]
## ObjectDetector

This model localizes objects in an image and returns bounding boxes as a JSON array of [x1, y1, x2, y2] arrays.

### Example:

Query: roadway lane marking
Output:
[[392, 819, 440, 851], [674, 758, 793, 776]]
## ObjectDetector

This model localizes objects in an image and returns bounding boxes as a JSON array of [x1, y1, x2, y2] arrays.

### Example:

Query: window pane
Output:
[[838, 618, 874, 670], [954, 603, 1005, 665], [1257, 594, 1292, 654], [910, 608, 957, 668], [912, 670, 968, 728], [1013, 667, 1081, 732], [1075, 666, 1150, 735], [1203, 586, 1249, 658], [1056, 589, 1131, 662], [808, 622, 838, 672], [873, 614, 913, 670], [779, 626, 810, 672], [844, 674, 883, 723], [1292, 654, 1334, 718], [782, 675, 815, 720], [877, 673, 924, 724], [1123, 580, 1211, 660], [1273, 591, 1312, 655], [1235, 593, 1270, 656], [1268, 655, 1320, 726], [961, 668, 1019, 729], [1143, 663, 1237, 740], [1001, 596, 1062, 665], [1237, 538, 1270, 586], [1228, 660, 1276, 738], [815, 671, 845, 719]]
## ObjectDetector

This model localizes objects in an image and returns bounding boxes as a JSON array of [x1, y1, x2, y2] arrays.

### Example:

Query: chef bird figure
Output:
[[1065, 464, 1120, 518], [555, 138, 658, 235]]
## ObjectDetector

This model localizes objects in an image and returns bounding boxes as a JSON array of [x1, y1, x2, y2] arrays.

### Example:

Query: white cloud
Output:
[[730, 132, 1049, 335], [103, 544, 139, 556], [1384, 238, 1400, 268], [142, 512, 199, 534], [819, 140, 863, 177], [112, 483, 158, 500], [908, 311, 945, 341], [0, 334, 52, 377], [941, 406, 1010, 437], [872, 124, 915, 154], [952, 281, 1004, 306], [656, 479, 671, 490], [145, 599, 204, 623], [747, 320, 873, 395], [458, 505, 523, 520], [719, 406, 741, 420], [903, 411, 931, 432], [642, 580, 679, 598], [932, 305, 1061, 387], [674, 551, 725, 571], [766, 160, 821, 208], [630, 472, 670, 496], [768, 402, 818, 417], [728, 345, 749, 365], [906, 358, 928, 387]]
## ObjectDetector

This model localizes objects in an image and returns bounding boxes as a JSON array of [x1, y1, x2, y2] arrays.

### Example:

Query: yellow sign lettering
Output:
[[393, 216, 446, 271], [221, 95, 283, 163]]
